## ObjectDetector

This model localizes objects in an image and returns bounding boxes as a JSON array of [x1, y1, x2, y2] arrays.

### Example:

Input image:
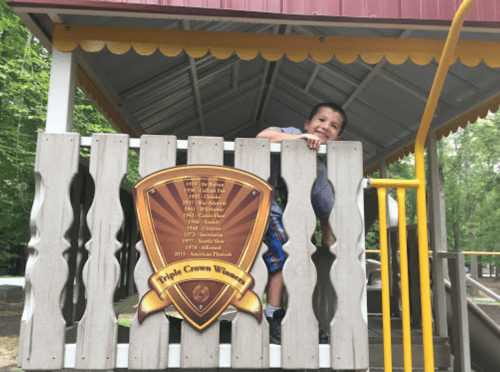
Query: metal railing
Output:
[[368, 0, 479, 371]]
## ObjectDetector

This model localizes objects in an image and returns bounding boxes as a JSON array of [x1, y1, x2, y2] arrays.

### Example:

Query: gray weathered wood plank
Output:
[[328, 141, 369, 370], [280, 140, 319, 369], [20, 133, 80, 370], [231, 138, 270, 368], [128, 135, 176, 369], [75, 134, 129, 370], [180, 136, 223, 368]]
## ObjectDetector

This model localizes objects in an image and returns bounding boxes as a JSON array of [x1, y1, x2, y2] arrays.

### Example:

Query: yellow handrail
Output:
[[370, 0, 478, 370], [397, 189, 412, 372]]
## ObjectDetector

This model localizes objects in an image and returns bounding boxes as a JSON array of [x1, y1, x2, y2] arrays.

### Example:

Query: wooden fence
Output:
[[19, 132, 368, 370]]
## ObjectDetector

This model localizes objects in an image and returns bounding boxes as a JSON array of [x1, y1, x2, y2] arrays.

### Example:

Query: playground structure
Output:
[[6, 0, 500, 370]]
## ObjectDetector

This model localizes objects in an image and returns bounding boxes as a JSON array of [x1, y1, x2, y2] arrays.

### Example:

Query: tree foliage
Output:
[[441, 114, 500, 265], [0, 0, 138, 274]]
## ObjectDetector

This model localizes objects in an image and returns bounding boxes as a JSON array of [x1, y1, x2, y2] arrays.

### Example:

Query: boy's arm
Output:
[[320, 218, 334, 247], [256, 129, 323, 150]]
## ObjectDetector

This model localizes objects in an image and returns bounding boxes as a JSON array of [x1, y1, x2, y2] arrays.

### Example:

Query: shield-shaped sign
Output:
[[133, 165, 273, 331]]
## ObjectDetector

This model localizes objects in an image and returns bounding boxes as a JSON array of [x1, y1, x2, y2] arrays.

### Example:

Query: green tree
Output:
[[0, 0, 138, 274]]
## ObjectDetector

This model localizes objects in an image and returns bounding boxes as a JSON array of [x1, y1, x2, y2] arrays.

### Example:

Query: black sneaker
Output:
[[266, 309, 285, 344]]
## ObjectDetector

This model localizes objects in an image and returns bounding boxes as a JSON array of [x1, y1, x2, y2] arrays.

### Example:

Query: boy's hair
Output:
[[309, 102, 348, 135]]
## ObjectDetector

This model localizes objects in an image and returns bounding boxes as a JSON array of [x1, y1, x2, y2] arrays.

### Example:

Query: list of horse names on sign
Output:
[[179, 179, 230, 259]]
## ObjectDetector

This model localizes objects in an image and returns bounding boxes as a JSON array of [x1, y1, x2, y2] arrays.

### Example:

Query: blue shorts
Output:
[[263, 215, 288, 273]]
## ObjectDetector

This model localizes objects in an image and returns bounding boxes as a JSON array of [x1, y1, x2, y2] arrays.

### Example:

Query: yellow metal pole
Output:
[[377, 187, 392, 372], [413, 1, 478, 371], [397, 188, 412, 372]]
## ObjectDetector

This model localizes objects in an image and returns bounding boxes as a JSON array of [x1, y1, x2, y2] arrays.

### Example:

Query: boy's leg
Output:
[[267, 270, 284, 308], [263, 215, 288, 343]]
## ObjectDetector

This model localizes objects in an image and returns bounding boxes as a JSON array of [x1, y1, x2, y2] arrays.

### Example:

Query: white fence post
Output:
[[75, 133, 129, 370], [180, 136, 224, 368], [328, 141, 369, 370], [231, 138, 270, 368], [128, 135, 176, 369], [280, 139, 319, 369], [20, 133, 80, 370]]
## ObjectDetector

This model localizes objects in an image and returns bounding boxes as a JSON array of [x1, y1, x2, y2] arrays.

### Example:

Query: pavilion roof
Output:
[[7, 0, 500, 173]]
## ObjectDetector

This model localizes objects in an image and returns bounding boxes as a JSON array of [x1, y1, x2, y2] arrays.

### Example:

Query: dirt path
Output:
[[0, 302, 23, 371]]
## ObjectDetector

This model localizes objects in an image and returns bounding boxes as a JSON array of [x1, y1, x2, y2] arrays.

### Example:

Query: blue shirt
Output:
[[267, 127, 333, 219]]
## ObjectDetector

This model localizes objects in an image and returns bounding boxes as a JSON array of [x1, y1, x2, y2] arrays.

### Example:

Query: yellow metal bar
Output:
[[463, 252, 500, 255], [413, 2, 478, 371], [376, 188, 392, 372], [370, 179, 420, 189], [397, 188, 412, 372]]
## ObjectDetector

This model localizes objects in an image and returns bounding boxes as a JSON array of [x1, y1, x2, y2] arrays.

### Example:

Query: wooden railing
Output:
[[19, 133, 368, 370]]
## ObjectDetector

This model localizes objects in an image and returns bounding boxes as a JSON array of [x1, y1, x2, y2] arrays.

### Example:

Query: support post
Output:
[[470, 255, 478, 279], [439, 252, 471, 372], [428, 129, 448, 337], [45, 48, 76, 133]]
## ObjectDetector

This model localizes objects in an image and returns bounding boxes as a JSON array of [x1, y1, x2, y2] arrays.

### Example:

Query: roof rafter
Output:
[[183, 20, 205, 136], [151, 73, 262, 135], [342, 29, 414, 109], [255, 25, 292, 122]]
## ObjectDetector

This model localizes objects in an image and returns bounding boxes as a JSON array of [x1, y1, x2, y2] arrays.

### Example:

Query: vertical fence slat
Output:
[[231, 138, 270, 368], [280, 139, 319, 369], [20, 133, 80, 370], [129, 135, 176, 369], [180, 136, 223, 368], [328, 141, 369, 370], [75, 133, 129, 370]]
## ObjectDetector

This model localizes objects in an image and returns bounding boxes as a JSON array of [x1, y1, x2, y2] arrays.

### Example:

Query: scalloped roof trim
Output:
[[53, 24, 500, 68]]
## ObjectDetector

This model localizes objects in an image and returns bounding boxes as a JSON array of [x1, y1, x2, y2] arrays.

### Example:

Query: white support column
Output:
[[427, 129, 448, 337], [45, 48, 76, 133]]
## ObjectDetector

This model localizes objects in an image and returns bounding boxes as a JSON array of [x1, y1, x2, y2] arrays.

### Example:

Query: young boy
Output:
[[256, 102, 347, 344]]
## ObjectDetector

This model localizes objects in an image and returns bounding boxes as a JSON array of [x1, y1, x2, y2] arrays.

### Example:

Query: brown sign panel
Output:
[[133, 165, 273, 331]]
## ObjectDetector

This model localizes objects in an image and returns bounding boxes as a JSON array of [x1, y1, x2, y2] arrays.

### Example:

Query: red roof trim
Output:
[[7, 0, 500, 30]]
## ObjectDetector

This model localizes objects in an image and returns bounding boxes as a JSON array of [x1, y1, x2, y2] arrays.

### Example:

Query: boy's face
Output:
[[304, 107, 343, 144]]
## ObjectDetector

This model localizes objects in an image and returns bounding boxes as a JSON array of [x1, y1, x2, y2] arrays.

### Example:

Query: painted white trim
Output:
[[45, 48, 76, 133], [62, 344, 333, 369]]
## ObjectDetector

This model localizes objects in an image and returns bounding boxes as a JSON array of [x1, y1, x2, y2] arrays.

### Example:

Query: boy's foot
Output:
[[267, 310, 329, 345], [319, 328, 329, 344], [267, 309, 285, 344]]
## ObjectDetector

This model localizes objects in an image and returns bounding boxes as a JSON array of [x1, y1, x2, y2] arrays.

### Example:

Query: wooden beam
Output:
[[76, 50, 144, 137], [427, 129, 449, 338], [232, 60, 240, 90], [304, 65, 320, 93], [258, 25, 292, 120]]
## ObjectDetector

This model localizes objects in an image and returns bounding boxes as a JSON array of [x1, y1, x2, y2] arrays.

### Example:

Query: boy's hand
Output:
[[299, 133, 323, 150]]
